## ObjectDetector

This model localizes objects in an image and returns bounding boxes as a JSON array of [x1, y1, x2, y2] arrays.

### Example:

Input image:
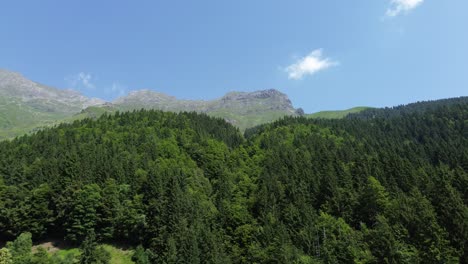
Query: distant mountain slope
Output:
[[0, 69, 300, 139], [0, 69, 104, 139], [109, 89, 299, 131], [306, 106, 370, 119]]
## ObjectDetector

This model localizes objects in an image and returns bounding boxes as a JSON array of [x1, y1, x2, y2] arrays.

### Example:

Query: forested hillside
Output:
[[0, 99, 467, 263], [305, 107, 370, 119], [347, 96, 468, 119]]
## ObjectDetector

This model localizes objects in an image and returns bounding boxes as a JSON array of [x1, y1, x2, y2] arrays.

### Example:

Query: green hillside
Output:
[[1, 99, 467, 263], [0, 97, 75, 139]]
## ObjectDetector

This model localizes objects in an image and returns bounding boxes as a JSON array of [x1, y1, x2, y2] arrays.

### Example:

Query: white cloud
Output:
[[285, 49, 338, 80], [65, 73, 127, 99], [386, 0, 424, 17], [66, 72, 95, 90], [110, 82, 127, 97], [78, 72, 94, 89]]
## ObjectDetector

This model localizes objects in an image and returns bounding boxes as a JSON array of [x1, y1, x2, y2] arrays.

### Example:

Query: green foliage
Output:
[[79, 231, 111, 264], [50, 249, 79, 264], [0, 102, 467, 263], [6, 232, 32, 264], [314, 212, 374, 263], [100, 245, 133, 264], [358, 176, 390, 226], [32, 247, 50, 264], [0, 248, 13, 264], [64, 184, 102, 243], [131, 246, 148, 264]]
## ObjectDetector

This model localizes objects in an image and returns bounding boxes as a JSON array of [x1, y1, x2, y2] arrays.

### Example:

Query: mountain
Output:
[[10, 68, 464, 141], [0, 69, 301, 139], [111, 89, 299, 130], [0, 69, 104, 139]]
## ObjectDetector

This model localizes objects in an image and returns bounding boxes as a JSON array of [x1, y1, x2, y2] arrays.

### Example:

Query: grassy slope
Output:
[[0, 105, 118, 141], [0, 97, 73, 139], [306, 106, 371, 119]]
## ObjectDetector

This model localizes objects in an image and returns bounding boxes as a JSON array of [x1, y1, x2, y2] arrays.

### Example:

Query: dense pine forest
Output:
[[0, 98, 467, 263]]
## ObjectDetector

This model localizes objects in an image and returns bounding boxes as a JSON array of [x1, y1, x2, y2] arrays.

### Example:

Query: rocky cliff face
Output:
[[218, 89, 295, 113]]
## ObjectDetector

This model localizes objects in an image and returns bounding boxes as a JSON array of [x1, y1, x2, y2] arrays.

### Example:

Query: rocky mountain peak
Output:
[[113, 89, 177, 106], [220, 89, 294, 113], [0, 69, 41, 95], [222, 89, 286, 100]]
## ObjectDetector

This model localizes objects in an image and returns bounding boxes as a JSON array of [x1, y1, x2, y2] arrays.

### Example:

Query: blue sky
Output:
[[1, 0, 467, 113]]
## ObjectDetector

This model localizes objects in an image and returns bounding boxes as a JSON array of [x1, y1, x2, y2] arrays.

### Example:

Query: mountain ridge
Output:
[[0, 69, 302, 139], [113, 88, 296, 115]]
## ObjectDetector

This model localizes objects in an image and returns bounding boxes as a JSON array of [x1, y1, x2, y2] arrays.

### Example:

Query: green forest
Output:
[[0, 98, 467, 263]]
